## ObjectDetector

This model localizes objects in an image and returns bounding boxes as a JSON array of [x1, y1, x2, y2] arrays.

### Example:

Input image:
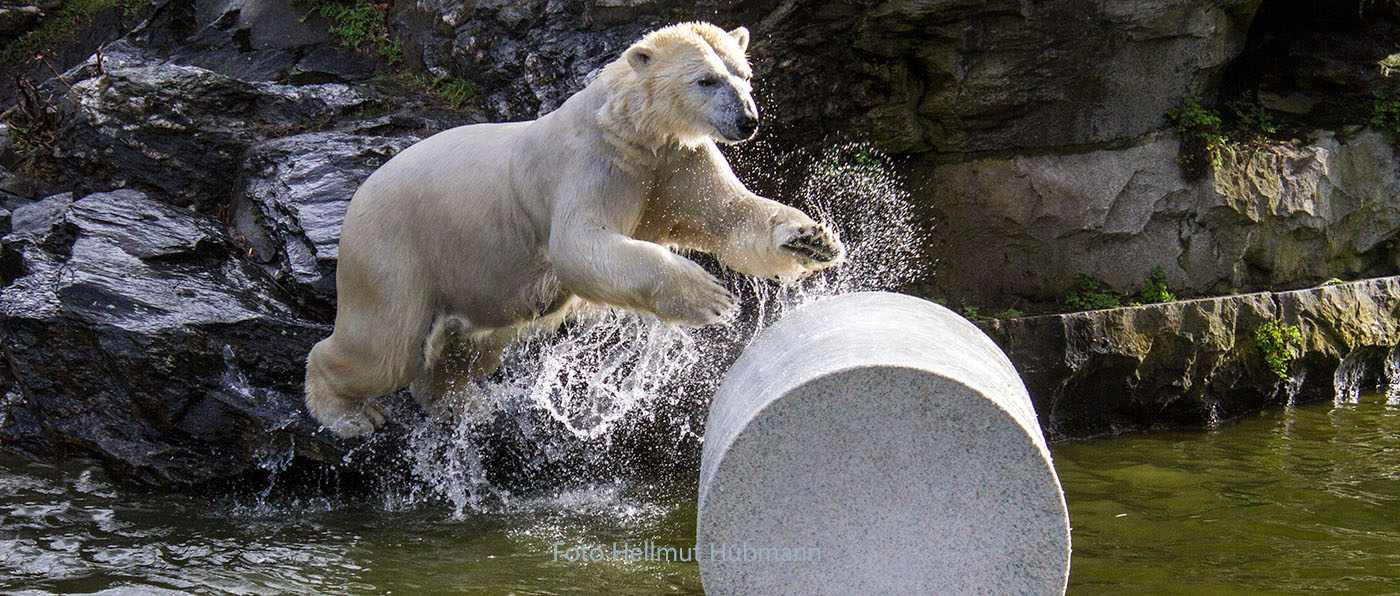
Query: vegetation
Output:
[[958, 302, 981, 320], [4, 77, 61, 180], [300, 0, 487, 109], [5, 115, 57, 180], [1138, 266, 1176, 304], [1166, 97, 1291, 177], [1371, 94, 1400, 145], [1063, 268, 1178, 311], [0, 0, 149, 65], [435, 75, 478, 108], [1064, 276, 1126, 311], [1225, 100, 1278, 137], [301, 0, 400, 63], [1166, 97, 1227, 178], [994, 308, 1025, 319], [1255, 321, 1303, 379]]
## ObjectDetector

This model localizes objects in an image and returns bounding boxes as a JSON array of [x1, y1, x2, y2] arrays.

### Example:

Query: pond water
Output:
[[3, 394, 1398, 595]]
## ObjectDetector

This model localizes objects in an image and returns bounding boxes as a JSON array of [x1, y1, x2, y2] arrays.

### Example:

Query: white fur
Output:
[[304, 22, 844, 438]]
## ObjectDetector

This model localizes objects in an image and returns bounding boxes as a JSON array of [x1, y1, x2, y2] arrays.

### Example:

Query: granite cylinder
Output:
[[697, 291, 1070, 595]]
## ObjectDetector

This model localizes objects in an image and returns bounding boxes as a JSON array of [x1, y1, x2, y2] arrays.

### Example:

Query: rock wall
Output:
[[980, 277, 1400, 439], [922, 129, 1400, 306]]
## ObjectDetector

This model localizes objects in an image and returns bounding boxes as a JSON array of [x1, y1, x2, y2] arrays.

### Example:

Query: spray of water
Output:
[[399, 145, 925, 517]]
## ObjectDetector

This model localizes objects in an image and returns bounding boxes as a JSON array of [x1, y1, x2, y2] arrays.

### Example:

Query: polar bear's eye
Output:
[[697, 77, 721, 88]]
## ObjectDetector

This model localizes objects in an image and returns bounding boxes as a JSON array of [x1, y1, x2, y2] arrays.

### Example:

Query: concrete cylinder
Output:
[[697, 292, 1069, 595]]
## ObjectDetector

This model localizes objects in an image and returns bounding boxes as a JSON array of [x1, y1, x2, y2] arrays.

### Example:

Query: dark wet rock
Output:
[[288, 46, 382, 84], [0, 188, 351, 485], [401, 0, 1262, 153], [233, 131, 420, 315], [980, 277, 1400, 439], [54, 41, 374, 211], [0, 3, 41, 37], [203, 0, 331, 51]]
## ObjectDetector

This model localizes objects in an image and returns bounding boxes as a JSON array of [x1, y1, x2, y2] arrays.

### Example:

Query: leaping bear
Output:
[[305, 22, 844, 438]]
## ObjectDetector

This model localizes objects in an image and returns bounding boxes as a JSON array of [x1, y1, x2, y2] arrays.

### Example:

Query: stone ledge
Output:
[[979, 276, 1400, 440]]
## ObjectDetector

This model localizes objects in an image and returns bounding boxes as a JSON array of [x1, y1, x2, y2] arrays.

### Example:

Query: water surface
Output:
[[4, 395, 1400, 594]]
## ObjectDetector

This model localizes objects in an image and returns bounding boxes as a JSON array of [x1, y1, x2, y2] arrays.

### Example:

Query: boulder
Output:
[[232, 130, 421, 314], [54, 41, 374, 211], [0, 188, 350, 485]]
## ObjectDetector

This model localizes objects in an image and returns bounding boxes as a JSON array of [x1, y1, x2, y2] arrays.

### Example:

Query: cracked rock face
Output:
[[0, 189, 343, 485], [920, 130, 1400, 306], [233, 131, 421, 314], [55, 41, 373, 212], [981, 277, 1400, 439]]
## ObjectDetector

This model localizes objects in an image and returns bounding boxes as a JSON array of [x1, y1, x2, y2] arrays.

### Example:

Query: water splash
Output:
[[400, 145, 925, 516], [1385, 346, 1400, 406]]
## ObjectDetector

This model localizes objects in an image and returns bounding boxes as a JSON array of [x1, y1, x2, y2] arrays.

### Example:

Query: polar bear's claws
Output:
[[781, 224, 844, 265]]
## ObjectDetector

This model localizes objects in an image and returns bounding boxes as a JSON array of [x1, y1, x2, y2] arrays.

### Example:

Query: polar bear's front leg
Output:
[[701, 199, 846, 283], [763, 207, 845, 281], [550, 221, 737, 326]]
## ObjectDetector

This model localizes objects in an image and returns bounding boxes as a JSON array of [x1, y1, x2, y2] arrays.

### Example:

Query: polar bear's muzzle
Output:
[[714, 86, 761, 144]]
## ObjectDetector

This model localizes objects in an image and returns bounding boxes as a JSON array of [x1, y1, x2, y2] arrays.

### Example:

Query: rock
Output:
[[979, 277, 1400, 439], [54, 41, 375, 212], [0, 4, 41, 37], [851, 0, 1262, 152], [232, 131, 421, 314], [0, 188, 352, 485], [919, 130, 1400, 307], [288, 46, 382, 84]]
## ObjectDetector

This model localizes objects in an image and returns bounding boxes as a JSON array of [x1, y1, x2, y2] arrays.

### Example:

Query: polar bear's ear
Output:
[[625, 45, 654, 73], [728, 26, 750, 52]]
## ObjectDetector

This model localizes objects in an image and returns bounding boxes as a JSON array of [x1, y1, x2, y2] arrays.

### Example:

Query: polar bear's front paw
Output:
[[779, 222, 845, 269], [311, 397, 387, 439], [656, 264, 737, 326]]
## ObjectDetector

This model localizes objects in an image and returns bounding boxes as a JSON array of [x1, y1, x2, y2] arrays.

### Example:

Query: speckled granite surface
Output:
[[698, 292, 1070, 595]]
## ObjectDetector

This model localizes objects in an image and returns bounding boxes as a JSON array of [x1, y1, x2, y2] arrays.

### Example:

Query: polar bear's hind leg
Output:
[[305, 310, 431, 438]]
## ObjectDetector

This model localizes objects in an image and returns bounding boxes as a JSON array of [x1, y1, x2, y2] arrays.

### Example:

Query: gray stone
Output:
[[194, 0, 331, 50], [919, 130, 1400, 306], [0, 188, 359, 485], [55, 41, 373, 211], [979, 277, 1400, 439], [698, 292, 1069, 595], [233, 130, 420, 312]]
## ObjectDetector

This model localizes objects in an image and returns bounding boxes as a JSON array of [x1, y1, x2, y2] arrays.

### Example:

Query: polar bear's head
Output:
[[622, 22, 759, 145]]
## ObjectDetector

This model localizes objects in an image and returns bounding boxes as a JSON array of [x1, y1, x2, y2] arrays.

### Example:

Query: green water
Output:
[[3, 396, 1399, 594]]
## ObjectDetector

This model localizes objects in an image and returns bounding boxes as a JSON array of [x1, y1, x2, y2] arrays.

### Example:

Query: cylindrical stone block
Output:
[[697, 291, 1070, 595]]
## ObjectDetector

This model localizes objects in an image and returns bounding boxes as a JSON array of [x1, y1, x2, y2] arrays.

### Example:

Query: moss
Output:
[[1255, 321, 1303, 378]]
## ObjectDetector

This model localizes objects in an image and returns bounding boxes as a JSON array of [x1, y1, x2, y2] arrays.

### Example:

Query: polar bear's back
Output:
[[336, 119, 557, 328]]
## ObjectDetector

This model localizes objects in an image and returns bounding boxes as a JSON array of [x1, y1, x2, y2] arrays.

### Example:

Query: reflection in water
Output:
[[4, 396, 1399, 594], [1057, 393, 1400, 595]]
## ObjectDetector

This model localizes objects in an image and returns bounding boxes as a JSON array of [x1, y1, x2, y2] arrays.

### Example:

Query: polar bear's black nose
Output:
[[737, 116, 759, 138]]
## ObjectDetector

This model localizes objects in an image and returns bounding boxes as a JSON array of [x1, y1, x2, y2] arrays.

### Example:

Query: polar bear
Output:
[[304, 22, 844, 438]]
